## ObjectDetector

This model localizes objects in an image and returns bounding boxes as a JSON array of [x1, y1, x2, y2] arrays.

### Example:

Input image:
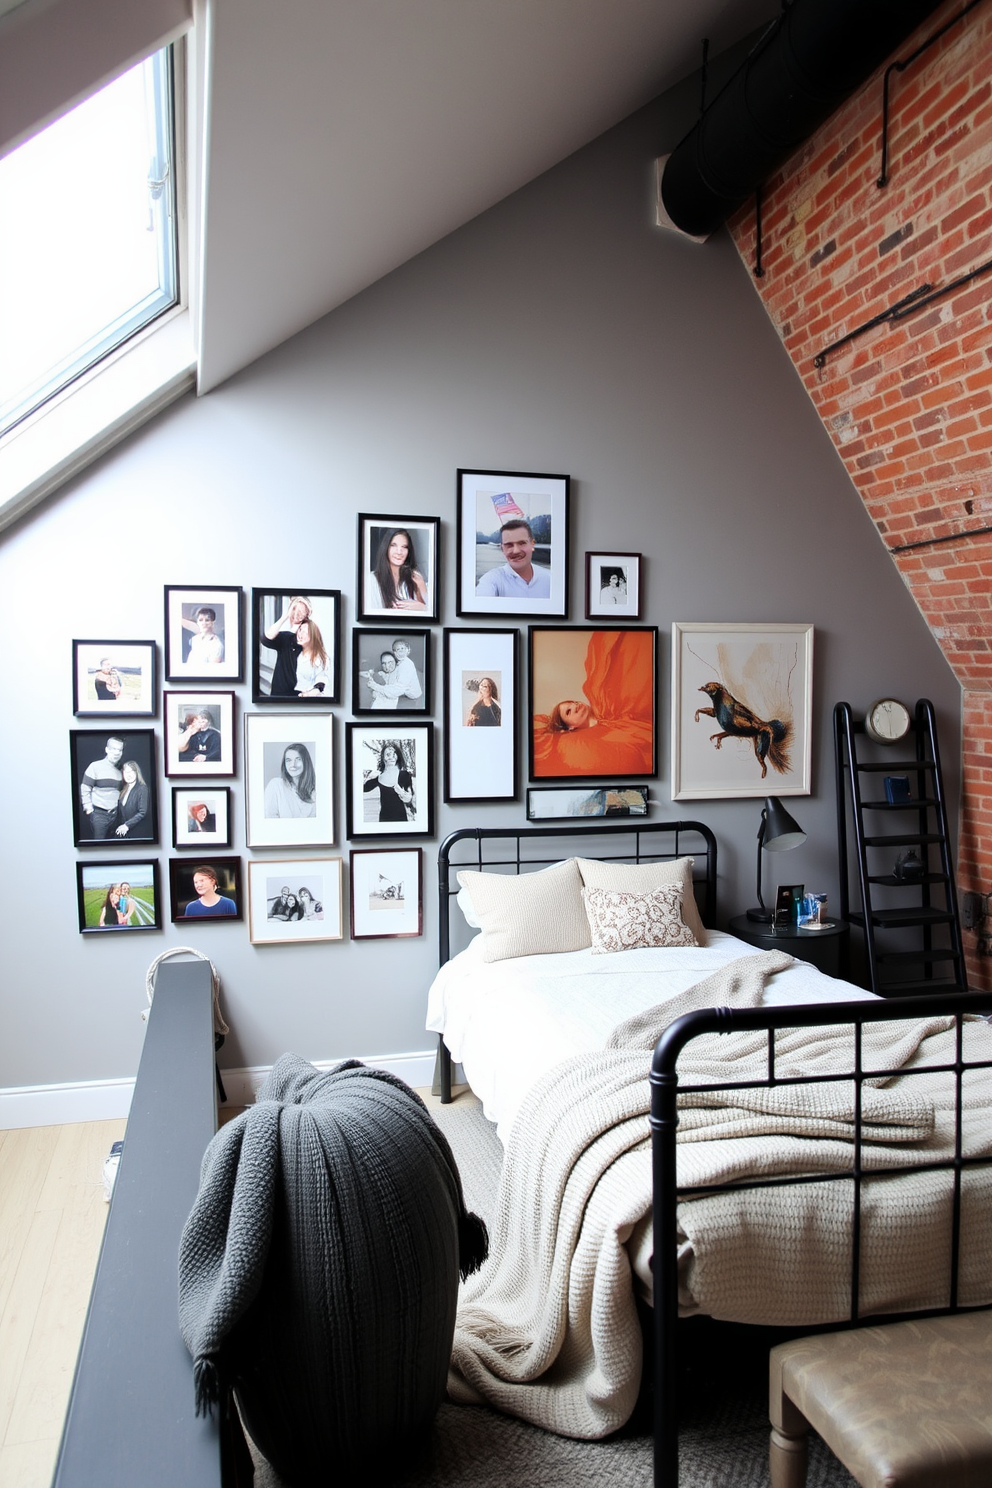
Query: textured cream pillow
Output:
[[575, 856, 704, 944], [582, 885, 696, 954], [455, 859, 591, 962]]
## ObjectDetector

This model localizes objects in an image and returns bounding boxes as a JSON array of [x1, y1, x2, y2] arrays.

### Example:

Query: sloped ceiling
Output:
[[195, 0, 778, 392]]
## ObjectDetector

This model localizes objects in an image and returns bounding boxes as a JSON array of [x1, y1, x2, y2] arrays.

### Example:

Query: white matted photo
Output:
[[164, 586, 243, 682], [350, 848, 422, 939], [247, 858, 343, 944], [356, 515, 440, 623], [245, 713, 334, 848], [443, 628, 518, 802], [456, 468, 569, 618], [164, 691, 236, 777], [345, 724, 434, 839], [72, 640, 157, 716], [172, 787, 232, 849], [585, 552, 641, 619]]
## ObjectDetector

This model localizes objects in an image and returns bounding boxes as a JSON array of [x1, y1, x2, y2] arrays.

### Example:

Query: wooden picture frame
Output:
[[247, 858, 344, 944], [345, 723, 434, 839], [351, 628, 430, 715], [349, 848, 423, 939], [76, 860, 161, 933], [456, 468, 569, 618], [251, 589, 341, 704], [584, 552, 641, 620], [70, 727, 159, 846], [163, 691, 236, 778], [443, 627, 518, 802], [164, 586, 243, 683], [244, 712, 334, 849], [528, 626, 657, 781], [72, 640, 157, 716], [356, 514, 440, 623]]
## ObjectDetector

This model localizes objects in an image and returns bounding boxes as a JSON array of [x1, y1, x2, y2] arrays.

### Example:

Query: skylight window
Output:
[[0, 47, 178, 439]]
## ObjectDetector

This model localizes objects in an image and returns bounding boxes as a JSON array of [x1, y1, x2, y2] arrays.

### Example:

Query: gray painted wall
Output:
[[0, 69, 959, 1091]]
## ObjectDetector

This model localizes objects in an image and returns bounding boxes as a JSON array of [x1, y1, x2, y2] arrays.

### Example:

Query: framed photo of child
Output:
[[164, 587, 243, 683]]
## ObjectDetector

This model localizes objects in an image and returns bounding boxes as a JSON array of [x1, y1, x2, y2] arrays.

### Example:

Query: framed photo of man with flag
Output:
[[456, 468, 570, 618]]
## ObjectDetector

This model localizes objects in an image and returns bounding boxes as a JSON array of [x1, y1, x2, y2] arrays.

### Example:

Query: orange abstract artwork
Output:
[[531, 629, 655, 779]]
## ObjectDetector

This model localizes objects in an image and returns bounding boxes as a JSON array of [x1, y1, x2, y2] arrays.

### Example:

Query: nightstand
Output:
[[728, 914, 851, 980]]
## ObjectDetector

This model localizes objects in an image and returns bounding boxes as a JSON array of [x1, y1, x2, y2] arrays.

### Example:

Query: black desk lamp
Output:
[[746, 796, 807, 922]]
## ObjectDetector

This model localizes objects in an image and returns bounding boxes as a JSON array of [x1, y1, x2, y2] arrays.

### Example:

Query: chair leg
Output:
[[770, 1352, 810, 1488]]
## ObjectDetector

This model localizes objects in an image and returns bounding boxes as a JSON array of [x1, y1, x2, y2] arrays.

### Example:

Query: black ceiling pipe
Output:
[[660, 0, 945, 239]]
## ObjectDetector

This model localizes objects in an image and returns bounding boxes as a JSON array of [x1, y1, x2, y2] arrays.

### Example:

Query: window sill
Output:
[[0, 307, 196, 532]]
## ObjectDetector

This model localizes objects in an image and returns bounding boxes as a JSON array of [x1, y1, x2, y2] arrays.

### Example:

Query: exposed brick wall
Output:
[[726, 0, 992, 987]]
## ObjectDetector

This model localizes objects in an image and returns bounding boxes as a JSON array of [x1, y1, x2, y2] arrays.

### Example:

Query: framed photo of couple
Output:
[[164, 586, 243, 684], [443, 628, 518, 802], [76, 860, 160, 933], [164, 692, 236, 777], [351, 629, 430, 715], [345, 724, 434, 839], [72, 640, 157, 716], [247, 858, 344, 945], [456, 469, 569, 619], [244, 713, 335, 849], [251, 589, 342, 704], [356, 516, 440, 624], [69, 728, 159, 846]]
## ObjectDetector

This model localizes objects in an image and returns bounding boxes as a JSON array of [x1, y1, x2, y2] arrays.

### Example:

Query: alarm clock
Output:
[[865, 698, 911, 744]]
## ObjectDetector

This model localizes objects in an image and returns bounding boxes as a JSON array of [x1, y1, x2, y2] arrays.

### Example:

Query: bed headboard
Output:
[[436, 820, 717, 966]]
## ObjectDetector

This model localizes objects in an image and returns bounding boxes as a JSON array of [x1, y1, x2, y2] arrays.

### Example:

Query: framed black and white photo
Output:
[[245, 713, 334, 849], [164, 586, 243, 683], [528, 626, 657, 782], [456, 468, 569, 618], [585, 552, 641, 620], [526, 785, 649, 820], [163, 691, 236, 777], [350, 848, 422, 939], [356, 515, 440, 623], [345, 723, 434, 839], [70, 728, 159, 846], [251, 589, 341, 704], [76, 860, 161, 933], [172, 787, 232, 849], [247, 858, 343, 944], [168, 856, 243, 923], [72, 640, 157, 716], [352, 628, 429, 715], [443, 627, 518, 802]]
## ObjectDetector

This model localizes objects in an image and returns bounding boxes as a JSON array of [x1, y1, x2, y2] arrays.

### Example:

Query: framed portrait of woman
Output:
[[456, 469, 569, 619], [356, 515, 440, 624], [247, 858, 343, 945], [172, 787, 232, 849], [168, 857, 243, 923], [345, 723, 434, 839], [528, 626, 657, 782], [443, 627, 518, 802], [164, 586, 243, 683], [584, 552, 642, 620], [351, 628, 430, 715], [251, 589, 341, 704], [245, 713, 334, 848]]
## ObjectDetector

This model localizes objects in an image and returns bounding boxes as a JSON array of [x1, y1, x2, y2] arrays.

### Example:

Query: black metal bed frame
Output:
[[434, 822, 992, 1488]]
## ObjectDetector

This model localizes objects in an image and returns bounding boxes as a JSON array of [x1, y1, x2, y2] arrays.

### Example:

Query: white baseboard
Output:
[[0, 1049, 460, 1129]]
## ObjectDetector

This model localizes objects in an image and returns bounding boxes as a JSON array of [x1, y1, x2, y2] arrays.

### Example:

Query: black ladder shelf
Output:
[[834, 699, 967, 997]]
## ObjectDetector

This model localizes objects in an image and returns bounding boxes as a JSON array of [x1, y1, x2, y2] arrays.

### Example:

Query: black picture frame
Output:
[[525, 784, 649, 819], [456, 468, 569, 618], [356, 514, 440, 624], [72, 640, 157, 717], [251, 589, 342, 704], [172, 786, 233, 849], [351, 628, 430, 715], [163, 691, 237, 777], [345, 723, 434, 839], [164, 586, 244, 683], [443, 626, 518, 802], [584, 551, 642, 620], [70, 728, 159, 847], [76, 860, 161, 933], [168, 855, 244, 924], [527, 625, 657, 782]]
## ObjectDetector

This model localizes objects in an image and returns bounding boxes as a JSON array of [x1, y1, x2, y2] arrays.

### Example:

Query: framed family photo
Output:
[[443, 627, 518, 802], [356, 515, 440, 624], [251, 589, 341, 704], [585, 553, 641, 620], [528, 626, 657, 782], [345, 724, 434, 839], [456, 468, 569, 618], [351, 629, 429, 715], [526, 785, 649, 820], [76, 860, 160, 933], [163, 691, 236, 777], [70, 728, 159, 846], [168, 856, 243, 923], [247, 858, 343, 944], [72, 640, 157, 716], [244, 713, 334, 849], [350, 848, 422, 940], [164, 586, 243, 683], [172, 787, 232, 849], [671, 622, 814, 800]]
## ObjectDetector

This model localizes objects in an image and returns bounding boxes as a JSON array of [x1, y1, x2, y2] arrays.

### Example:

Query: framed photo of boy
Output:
[[245, 713, 334, 849], [172, 787, 232, 849], [585, 552, 641, 620], [164, 586, 243, 683], [247, 858, 343, 945], [70, 728, 159, 846], [251, 589, 341, 704], [346, 724, 434, 839], [76, 860, 160, 933], [528, 626, 657, 782], [72, 640, 157, 716], [357, 515, 440, 624], [351, 629, 429, 715], [350, 848, 422, 940], [169, 856, 243, 923], [164, 691, 236, 777], [443, 627, 518, 802], [456, 469, 569, 619]]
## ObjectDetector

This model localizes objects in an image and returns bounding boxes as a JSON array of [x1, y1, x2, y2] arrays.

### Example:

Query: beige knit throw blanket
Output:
[[447, 954, 992, 1440]]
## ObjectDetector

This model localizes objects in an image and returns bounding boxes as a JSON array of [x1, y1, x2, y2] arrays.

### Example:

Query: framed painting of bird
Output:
[[671, 622, 813, 799]]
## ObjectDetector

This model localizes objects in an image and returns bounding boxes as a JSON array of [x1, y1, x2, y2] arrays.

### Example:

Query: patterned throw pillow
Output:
[[582, 883, 696, 955]]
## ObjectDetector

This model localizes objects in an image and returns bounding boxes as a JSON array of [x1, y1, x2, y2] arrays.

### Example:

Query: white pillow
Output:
[[455, 859, 591, 962], [455, 885, 482, 929], [582, 884, 696, 954], [575, 856, 704, 945]]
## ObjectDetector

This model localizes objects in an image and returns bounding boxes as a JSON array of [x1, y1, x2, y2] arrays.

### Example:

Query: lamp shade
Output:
[[762, 796, 806, 851]]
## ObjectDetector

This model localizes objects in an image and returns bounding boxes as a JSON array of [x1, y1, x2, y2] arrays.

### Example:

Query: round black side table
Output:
[[728, 915, 851, 981]]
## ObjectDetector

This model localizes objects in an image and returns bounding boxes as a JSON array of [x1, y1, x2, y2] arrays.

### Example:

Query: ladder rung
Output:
[[862, 833, 945, 847], [873, 948, 960, 965], [874, 979, 967, 997], [850, 760, 936, 772], [866, 873, 948, 886], [860, 799, 938, 811]]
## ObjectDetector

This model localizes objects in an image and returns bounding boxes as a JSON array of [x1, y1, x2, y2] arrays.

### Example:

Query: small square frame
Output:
[[168, 856, 243, 923], [164, 691, 236, 777], [245, 713, 334, 849], [247, 858, 344, 944], [357, 515, 440, 623], [76, 860, 161, 933], [345, 723, 434, 839], [70, 727, 159, 846], [251, 589, 342, 704], [456, 468, 569, 618], [164, 586, 243, 683], [351, 628, 430, 715], [584, 552, 641, 619], [443, 627, 518, 802], [72, 640, 157, 716], [172, 787, 233, 849], [350, 848, 423, 939]]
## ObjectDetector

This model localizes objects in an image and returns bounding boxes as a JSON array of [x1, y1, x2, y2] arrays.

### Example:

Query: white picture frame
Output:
[[244, 712, 334, 848], [247, 858, 343, 944]]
